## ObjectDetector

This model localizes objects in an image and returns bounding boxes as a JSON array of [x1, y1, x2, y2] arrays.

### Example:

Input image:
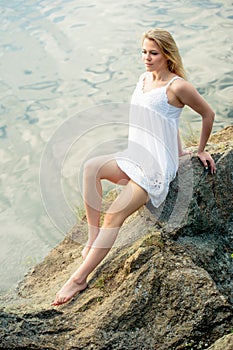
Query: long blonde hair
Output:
[[142, 28, 187, 79]]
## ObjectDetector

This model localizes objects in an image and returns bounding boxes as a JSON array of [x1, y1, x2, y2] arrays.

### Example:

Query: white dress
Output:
[[115, 72, 184, 207]]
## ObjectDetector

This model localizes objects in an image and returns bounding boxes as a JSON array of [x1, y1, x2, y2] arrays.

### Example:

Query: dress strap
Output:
[[165, 76, 183, 88]]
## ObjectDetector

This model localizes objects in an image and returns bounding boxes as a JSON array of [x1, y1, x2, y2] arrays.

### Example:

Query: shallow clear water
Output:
[[0, 0, 232, 293]]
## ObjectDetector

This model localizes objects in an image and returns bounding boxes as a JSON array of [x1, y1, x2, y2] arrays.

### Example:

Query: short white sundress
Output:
[[115, 72, 184, 208]]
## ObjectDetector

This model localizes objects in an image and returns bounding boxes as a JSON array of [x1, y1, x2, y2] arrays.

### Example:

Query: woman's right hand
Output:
[[197, 151, 216, 174]]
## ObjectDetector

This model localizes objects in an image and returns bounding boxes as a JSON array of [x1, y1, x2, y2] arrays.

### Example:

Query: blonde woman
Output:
[[52, 28, 216, 306]]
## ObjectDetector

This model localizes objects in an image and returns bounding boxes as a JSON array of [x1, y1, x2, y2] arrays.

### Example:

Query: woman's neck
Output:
[[150, 69, 173, 82]]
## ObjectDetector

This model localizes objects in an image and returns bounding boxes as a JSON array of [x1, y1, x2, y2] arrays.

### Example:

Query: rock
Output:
[[206, 333, 233, 350], [0, 126, 232, 350]]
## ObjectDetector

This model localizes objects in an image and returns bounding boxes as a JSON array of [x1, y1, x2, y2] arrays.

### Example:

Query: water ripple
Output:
[[19, 80, 60, 91], [0, 126, 7, 139]]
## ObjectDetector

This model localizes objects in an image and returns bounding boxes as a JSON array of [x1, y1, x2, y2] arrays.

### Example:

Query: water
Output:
[[0, 0, 232, 293]]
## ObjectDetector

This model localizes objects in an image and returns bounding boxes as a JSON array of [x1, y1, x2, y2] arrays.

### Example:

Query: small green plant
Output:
[[182, 122, 200, 147], [73, 204, 86, 221], [94, 271, 115, 290], [94, 276, 106, 290], [79, 296, 104, 312], [142, 232, 164, 248], [96, 296, 103, 303]]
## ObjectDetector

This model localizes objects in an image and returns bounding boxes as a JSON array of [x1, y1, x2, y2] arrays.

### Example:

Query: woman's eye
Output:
[[141, 50, 158, 55]]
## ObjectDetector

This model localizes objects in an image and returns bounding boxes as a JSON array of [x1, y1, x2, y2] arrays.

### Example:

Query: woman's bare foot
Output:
[[52, 278, 87, 306]]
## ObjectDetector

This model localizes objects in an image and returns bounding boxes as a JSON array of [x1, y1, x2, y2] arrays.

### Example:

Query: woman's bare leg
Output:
[[81, 155, 129, 259], [52, 180, 148, 306]]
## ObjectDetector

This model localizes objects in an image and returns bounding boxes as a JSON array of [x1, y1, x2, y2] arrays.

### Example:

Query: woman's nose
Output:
[[145, 52, 151, 60]]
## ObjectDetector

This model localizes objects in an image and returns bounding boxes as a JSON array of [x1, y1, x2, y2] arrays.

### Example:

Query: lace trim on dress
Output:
[[141, 73, 183, 94]]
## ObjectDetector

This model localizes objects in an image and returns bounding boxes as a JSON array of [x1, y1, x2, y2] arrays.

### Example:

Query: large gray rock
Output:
[[206, 333, 233, 350], [0, 126, 232, 350]]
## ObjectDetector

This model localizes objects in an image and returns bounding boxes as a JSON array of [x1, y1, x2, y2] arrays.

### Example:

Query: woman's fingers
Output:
[[197, 151, 216, 174]]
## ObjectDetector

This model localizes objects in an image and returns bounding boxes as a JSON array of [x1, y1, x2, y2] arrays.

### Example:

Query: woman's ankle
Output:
[[69, 275, 87, 285]]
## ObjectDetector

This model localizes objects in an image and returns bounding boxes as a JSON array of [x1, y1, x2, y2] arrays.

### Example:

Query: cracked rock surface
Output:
[[0, 126, 232, 350]]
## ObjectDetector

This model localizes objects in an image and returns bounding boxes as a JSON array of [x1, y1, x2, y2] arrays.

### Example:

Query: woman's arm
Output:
[[172, 80, 216, 174]]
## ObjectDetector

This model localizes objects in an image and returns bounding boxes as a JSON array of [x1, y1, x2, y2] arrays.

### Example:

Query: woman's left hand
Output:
[[197, 151, 216, 174]]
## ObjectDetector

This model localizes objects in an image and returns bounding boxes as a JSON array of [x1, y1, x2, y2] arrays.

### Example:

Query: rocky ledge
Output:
[[0, 126, 232, 350]]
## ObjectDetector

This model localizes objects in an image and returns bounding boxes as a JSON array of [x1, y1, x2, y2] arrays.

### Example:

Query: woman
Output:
[[52, 28, 216, 306]]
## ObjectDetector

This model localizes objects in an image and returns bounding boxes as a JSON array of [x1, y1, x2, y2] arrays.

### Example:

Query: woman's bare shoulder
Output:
[[171, 79, 200, 100], [173, 78, 196, 92]]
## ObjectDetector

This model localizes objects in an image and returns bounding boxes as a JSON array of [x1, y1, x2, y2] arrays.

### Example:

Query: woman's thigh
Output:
[[103, 179, 149, 228], [84, 154, 130, 185]]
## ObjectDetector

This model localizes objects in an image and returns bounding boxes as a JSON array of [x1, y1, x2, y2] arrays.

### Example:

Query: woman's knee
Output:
[[84, 155, 119, 182], [83, 157, 102, 179]]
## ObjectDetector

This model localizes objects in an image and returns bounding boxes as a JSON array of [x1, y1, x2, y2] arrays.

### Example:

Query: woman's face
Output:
[[142, 38, 168, 73]]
